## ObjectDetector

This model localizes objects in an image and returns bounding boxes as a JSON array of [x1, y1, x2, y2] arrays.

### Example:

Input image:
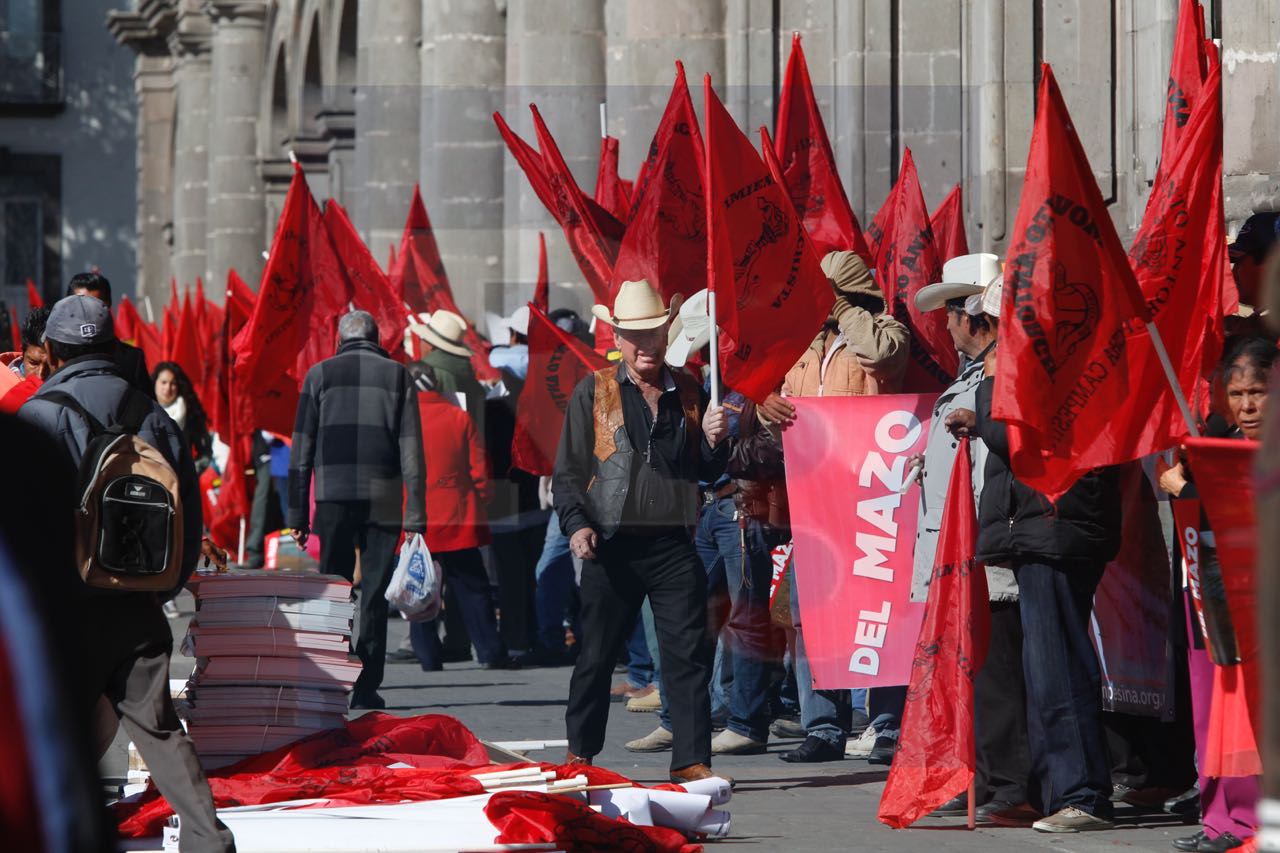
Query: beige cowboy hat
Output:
[[409, 309, 473, 357], [915, 253, 1003, 314], [591, 279, 684, 331]]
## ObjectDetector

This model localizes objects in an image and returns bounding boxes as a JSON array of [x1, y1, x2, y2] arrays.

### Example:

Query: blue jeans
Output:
[[533, 512, 575, 652], [868, 686, 906, 741], [1015, 559, 1112, 818], [789, 566, 851, 748], [625, 614, 654, 689]]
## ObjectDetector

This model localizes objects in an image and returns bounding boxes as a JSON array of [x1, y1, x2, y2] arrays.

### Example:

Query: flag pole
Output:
[[708, 290, 721, 407], [1145, 321, 1201, 438], [237, 516, 246, 566], [967, 777, 976, 830], [703, 73, 721, 408], [143, 295, 155, 324], [599, 102, 607, 140]]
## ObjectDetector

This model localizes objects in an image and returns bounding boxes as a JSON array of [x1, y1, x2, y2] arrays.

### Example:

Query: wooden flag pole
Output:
[[967, 776, 976, 830], [1145, 321, 1201, 438]]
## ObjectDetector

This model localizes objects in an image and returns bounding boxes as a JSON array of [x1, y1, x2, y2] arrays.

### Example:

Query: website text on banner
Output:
[[782, 394, 932, 689]]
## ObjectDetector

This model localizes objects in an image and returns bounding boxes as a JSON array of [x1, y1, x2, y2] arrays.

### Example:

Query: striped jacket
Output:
[[288, 339, 427, 532]]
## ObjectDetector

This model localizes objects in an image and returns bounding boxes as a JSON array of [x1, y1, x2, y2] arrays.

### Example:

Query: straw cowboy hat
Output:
[[915, 253, 1003, 314], [410, 309, 473, 357], [591, 279, 684, 331]]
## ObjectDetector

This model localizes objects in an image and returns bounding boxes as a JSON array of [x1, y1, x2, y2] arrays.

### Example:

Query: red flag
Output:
[[876, 148, 956, 391], [512, 304, 608, 476], [1157, 0, 1209, 190], [865, 181, 898, 264], [992, 64, 1151, 499], [25, 279, 42, 310], [775, 33, 872, 263], [612, 62, 708, 305], [232, 166, 322, 436], [135, 321, 163, 377], [115, 296, 142, 345], [533, 232, 549, 313], [702, 74, 832, 403], [1125, 61, 1226, 453], [878, 438, 989, 829], [594, 135, 631, 222], [172, 290, 204, 398], [929, 184, 969, 263], [324, 199, 406, 354], [8, 305, 19, 351], [493, 110, 623, 304]]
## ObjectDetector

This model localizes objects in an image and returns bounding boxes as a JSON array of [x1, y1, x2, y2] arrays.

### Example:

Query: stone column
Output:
[[169, 18, 213, 293], [1222, 0, 1280, 225], [421, 0, 506, 321], [204, 1, 268, 300], [504, 0, 606, 315], [354, 0, 421, 264]]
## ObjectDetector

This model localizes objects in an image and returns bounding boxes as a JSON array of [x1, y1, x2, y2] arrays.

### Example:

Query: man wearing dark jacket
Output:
[[950, 372, 1121, 834], [19, 295, 231, 853], [553, 279, 728, 785], [289, 311, 427, 709], [67, 272, 153, 397]]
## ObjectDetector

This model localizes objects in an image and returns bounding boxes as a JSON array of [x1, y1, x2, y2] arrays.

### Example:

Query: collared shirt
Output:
[[617, 366, 692, 530]]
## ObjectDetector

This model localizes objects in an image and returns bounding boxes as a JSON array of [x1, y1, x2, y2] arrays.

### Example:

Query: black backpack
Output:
[[42, 390, 184, 591]]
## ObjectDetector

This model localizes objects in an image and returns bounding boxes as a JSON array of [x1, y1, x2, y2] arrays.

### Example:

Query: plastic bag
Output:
[[384, 533, 441, 622]]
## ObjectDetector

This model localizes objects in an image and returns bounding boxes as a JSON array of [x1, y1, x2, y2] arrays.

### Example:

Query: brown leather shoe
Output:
[[564, 749, 593, 766], [670, 763, 734, 788]]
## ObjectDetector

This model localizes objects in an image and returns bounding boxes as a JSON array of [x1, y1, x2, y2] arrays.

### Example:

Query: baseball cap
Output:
[[44, 294, 115, 345]]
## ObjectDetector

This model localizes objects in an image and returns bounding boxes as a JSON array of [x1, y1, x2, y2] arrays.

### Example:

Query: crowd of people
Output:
[[0, 206, 1275, 852]]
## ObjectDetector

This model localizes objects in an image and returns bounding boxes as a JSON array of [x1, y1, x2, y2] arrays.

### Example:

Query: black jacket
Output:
[[113, 339, 154, 398], [973, 377, 1121, 565]]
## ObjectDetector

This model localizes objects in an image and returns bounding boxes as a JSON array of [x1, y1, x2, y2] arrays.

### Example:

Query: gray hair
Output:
[[338, 310, 379, 343]]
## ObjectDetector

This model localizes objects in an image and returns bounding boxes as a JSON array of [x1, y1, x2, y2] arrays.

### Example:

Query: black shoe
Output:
[[866, 736, 897, 766], [930, 793, 969, 817], [350, 693, 386, 710], [1173, 831, 1208, 852], [515, 647, 573, 668], [1199, 833, 1244, 853], [481, 657, 522, 670], [385, 648, 418, 663], [1165, 786, 1201, 822], [779, 735, 844, 763], [975, 799, 1019, 823]]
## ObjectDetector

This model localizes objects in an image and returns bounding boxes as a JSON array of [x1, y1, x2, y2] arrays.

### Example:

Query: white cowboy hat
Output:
[[485, 305, 531, 343], [410, 309, 473, 357], [591, 279, 684, 331], [914, 253, 1002, 313], [666, 289, 712, 368]]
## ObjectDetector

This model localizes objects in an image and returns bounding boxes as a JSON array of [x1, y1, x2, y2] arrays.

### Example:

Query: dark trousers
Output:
[[975, 600, 1032, 805], [314, 501, 400, 699], [244, 462, 282, 568], [1015, 560, 1113, 819], [567, 530, 713, 771], [410, 548, 506, 667], [81, 595, 234, 853]]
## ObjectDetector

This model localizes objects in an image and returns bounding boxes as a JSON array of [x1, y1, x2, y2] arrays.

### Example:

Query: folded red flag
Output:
[[775, 33, 872, 264], [876, 148, 955, 392], [486, 790, 699, 853], [512, 304, 608, 476], [878, 437, 989, 829], [991, 64, 1151, 499], [702, 74, 832, 403], [532, 232, 549, 314], [612, 61, 709, 305], [929, 183, 969, 264], [25, 278, 42, 310]]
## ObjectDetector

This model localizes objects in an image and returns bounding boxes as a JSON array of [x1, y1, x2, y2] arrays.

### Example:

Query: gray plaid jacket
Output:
[[287, 339, 426, 532]]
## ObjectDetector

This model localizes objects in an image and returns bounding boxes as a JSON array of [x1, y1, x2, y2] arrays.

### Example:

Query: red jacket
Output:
[[419, 390, 492, 552]]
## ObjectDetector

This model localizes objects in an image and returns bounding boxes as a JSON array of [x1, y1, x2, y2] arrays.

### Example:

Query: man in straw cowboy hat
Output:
[[409, 309, 487, 438], [553, 278, 731, 784]]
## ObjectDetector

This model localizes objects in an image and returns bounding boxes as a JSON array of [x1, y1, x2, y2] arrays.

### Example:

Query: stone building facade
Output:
[[108, 0, 1280, 320]]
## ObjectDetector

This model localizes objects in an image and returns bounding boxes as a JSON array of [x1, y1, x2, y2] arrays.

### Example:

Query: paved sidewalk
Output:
[[106, 604, 1194, 852]]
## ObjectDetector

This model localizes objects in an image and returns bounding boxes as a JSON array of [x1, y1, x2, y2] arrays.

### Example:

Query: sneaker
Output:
[[711, 729, 766, 755], [1031, 806, 1114, 833], [844, 726, 878, 758], [624, 726, 673, 753], [626, 689, 662, 712], [770, 717, 807, 739]]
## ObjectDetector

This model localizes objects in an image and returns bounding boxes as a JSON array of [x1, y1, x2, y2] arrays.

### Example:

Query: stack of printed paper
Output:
[[181, 571, 358, 768]]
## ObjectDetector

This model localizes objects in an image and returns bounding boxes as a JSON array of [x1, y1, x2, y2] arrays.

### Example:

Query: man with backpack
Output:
[[19, 295, 232, 853]]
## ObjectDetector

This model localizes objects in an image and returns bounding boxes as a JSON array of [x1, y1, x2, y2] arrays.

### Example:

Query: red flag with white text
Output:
[[702, 75, 832, 403], [876, 148, 956, 391], [878, 437, 988, 829], [511, 305, 608, 476], [612, 62, 708, 305], [775, 33, 872, 263], [929, 184, 969, 264], [992, 64, 1152, 499]]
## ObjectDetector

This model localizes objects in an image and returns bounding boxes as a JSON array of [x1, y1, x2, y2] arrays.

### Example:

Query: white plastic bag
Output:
[[384, 533, 441, 622]]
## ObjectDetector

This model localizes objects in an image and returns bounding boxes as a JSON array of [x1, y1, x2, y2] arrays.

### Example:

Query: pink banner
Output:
[[783, 394, 933, 688]]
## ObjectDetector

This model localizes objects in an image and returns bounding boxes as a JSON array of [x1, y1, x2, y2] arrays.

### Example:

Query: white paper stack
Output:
[[181, 571, 358, 768]]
